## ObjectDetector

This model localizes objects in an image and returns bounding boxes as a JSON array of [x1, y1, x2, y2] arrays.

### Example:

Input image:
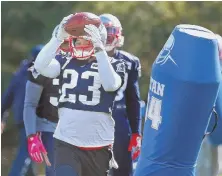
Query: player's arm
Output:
[[126, 58, 142, 160], [23, 80, 43, 137], [84, 24, 122, 91], [24, 81, 50, 165], [23, 66, 49, 136], [126, 58, 142, 135], [23, 69, 51, 165], [34, 16, 72, 78], [24, 82, 50, 166], [34, 38, 61, 78], [96, 51, 122, 91]]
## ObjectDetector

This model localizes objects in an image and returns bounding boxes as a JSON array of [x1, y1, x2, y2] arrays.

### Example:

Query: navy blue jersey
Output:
[[56, 55, 125, 113], [113, 50, 142, 134], [28, 65, 60, 123]]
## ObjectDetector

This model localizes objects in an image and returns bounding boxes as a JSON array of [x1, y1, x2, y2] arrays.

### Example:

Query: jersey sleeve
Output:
[[28, 65, 50, 86], [55, 54, 67, 67], [112, 60, 126, 88], [125, 57, 142, 134], [133, 56, 142, 78]]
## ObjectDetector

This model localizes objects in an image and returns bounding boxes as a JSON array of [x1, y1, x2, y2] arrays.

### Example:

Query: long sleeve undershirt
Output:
[[23, 81, 43, 136]]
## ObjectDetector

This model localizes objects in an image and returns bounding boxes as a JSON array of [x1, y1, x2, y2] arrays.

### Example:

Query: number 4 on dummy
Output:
[[145, 94, 162, 130]]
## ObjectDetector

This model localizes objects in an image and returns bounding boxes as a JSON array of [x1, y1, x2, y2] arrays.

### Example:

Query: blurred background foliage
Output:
[[2, 1, 222, 98], [1, 1, 222, 175]]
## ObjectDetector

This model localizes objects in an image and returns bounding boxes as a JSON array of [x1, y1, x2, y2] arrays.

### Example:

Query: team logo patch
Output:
[[116, 63, 125, 73], [91, 63, 98, 70]]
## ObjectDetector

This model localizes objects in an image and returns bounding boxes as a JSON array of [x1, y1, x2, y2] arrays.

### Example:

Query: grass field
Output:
[[2, 130, 222, 175]]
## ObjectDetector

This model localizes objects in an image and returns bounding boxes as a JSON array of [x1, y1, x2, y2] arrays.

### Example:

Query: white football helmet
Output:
[[99, 14, 124, 52]]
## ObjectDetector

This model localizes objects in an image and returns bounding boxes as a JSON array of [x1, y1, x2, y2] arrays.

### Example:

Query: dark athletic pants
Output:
[[54, 139, 112, 176]]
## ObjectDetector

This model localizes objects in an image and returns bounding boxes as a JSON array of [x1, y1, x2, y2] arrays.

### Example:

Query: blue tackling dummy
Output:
[[135, 25, 222, 176], [207, 81, 222, 146], [195, 34, 222, 176], [195, 79, 222, 176], [208, 35, 222, 146]]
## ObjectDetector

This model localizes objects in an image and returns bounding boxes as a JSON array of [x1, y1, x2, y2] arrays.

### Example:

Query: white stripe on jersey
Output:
[[53, 108, 115, 147]]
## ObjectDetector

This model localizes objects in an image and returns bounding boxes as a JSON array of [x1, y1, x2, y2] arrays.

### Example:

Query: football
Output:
[[64, 12, 101, 37]]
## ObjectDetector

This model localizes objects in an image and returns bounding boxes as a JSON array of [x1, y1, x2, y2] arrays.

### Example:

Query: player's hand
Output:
[[27, 133, 51, 166], [1, 122, 6, 134], [128, 133, 142, 161], [83, 24, 106, 52], [54, 14, 73, 42]]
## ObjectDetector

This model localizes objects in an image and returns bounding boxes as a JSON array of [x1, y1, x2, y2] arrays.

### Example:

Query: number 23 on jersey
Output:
[[59, 69, 102, 106]]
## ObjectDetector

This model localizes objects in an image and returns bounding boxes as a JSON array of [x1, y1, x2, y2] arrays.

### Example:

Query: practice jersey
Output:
[[28, 65, 60, 123], [56, 55, 126, 114], [53, 54, 126, 147], [112, 50, 142, 134]]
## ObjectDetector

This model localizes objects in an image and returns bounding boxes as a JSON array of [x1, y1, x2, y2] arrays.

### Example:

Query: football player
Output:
[[1, 45, 43, 176], [100, 13, 142, 176], [33, 12, 126, 176], [196, 34, 222, 176]]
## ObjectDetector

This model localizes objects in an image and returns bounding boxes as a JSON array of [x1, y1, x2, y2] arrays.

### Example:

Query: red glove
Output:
[[128, 133, 142, 161], [27, 133, 51, 166]]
